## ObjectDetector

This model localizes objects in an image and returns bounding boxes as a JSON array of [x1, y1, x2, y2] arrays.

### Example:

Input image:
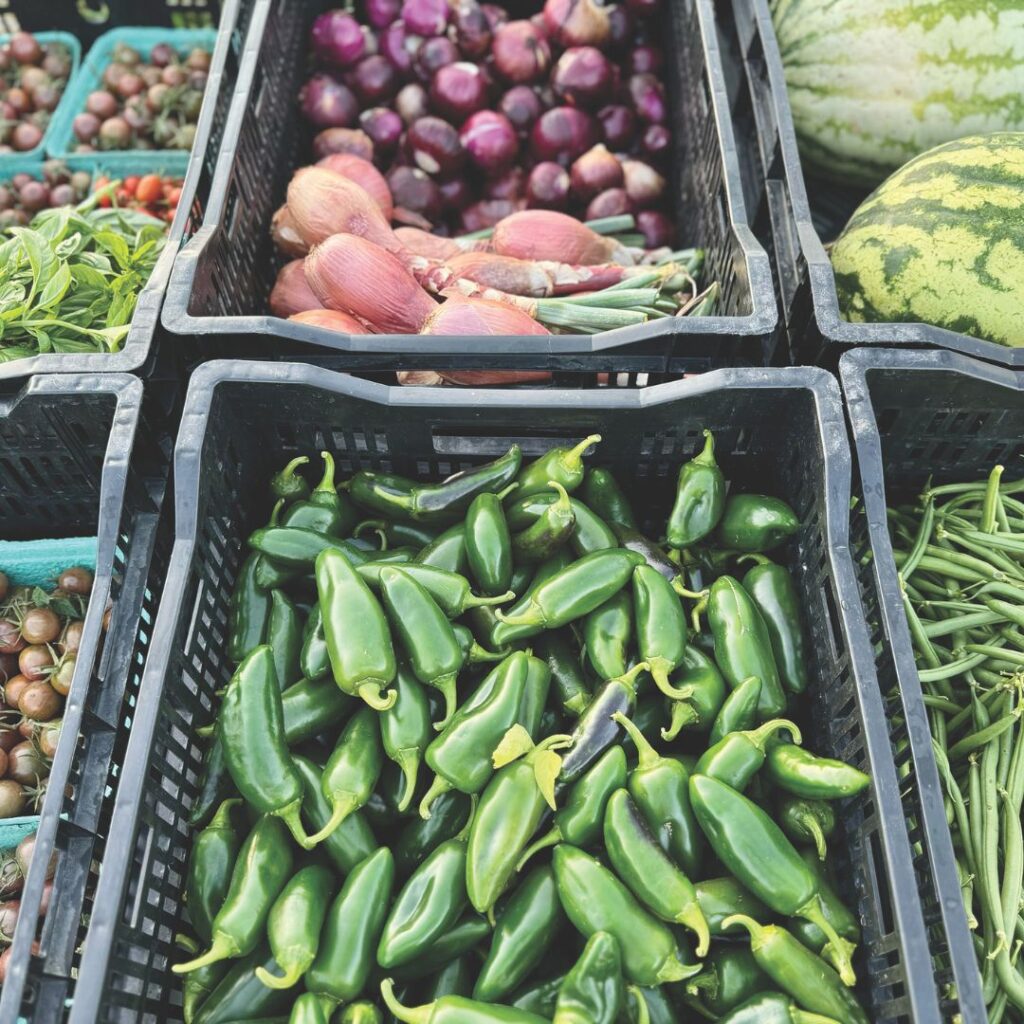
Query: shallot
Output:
[[490, 209, 635, 265], [287, 166, 401, 250], [316, 153, 394, 217], [270, 205, 309, 257], [289, 308, 371, 333], [421, 294, 551, 335], [270, 260, 323, 317]]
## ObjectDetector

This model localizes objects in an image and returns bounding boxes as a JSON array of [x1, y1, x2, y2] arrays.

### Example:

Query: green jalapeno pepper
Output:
[[267, 591, 302, 690], [395, 789, 472, 876], [742, 557, 809, 695], [494, 549, 644, 644], [392, 915, 492, 981], [452, 623, 508, 666], [765, 744, 870, 801], [193, 943, 292, 1024], [217, 646, 316, 847], [697, 944, 770, 1016], [182, 959, 228, 1024], [358, 518, 439, 549], [661, 647, 727, 741], [251, 527, 368, 569], [415, 524, 469, 573], [419, 651, 530, 817], [380, 665, 433, 811], [228, 552, 271, 663], [708, 576, 787, 718], [582, 467, 636, 528], [666, 430, 726, 548], [535, 631, 591, 716], [379, 565, 463, 725], [352, 446, 522, 523], [306, 846, 394, 1006], [292, 755, 377, 874], [382, 978, 548, 1024], [723, 917, 868, 1024], [689, 775, 858, 986], [300, 605, 330, 682], [719, 992, 843, 1024], [553, 930, 625, 1024], [511, 481, 576, 564], [511, 972, 567, 1016], [271, 456, 310, 500], [517, 745, 626, 870], [283, 453, 357, 537], [282, 675, 351, 746], [316, 546, 397, 710], [467, 728, 572, 916], [695, 718, 802, 792], [516, 434, 601, 498], [186, 798, 244, 944], [789, 850, 861, 955], [289, 992, 329, 1024], [189, 739, 233, 829], [475, 865, 565, 1001], [778, 797, 836, 861], [466, 485, 516, 596], [613, 712, 703, 877], [717, 494, 800, 553], [506, 492, 616, 555], [603, 788, 710, 955], [694, 877, 771, 937], [421, 955, 476, 1001], [582, 589, 633, 681], [518, 654, 552, 738], [174, 816, 295, 974], [528, 546, 576, 588], [610, 524, 679, 582], [552, 844, 699, 987], [317, 706, 384, 839], [359, 562, 513, 618], [339, 1003, 383, 1024], [255, 863, 336, 990], [708, 675, 762, 745], [633, 564, 692, 699]]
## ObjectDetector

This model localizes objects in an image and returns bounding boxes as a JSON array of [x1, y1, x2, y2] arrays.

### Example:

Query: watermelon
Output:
[[830, 132, 1024, 347], [771, 0, 1024, 186]]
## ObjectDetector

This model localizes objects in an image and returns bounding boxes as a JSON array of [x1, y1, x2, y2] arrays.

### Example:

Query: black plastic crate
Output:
[[0, 374, 173, 1024], [715, 0, 1023, 370], [71, 359, 933, 1023], [839, 347, 1024, 1023], [0, 0, 252, 392], [160, 0, 778, 383]]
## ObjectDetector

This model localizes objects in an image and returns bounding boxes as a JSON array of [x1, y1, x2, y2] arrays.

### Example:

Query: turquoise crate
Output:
[[0, 31, 81, 173], [46, 26, 219, 176]]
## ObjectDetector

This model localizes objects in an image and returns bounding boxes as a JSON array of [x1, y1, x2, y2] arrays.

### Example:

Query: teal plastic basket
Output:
[[45, 26, 219, 176], [0, 31, 81, 174]]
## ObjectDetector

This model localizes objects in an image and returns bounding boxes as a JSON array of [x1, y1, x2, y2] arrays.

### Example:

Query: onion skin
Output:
[[570, 143, 623, 200], [316, 154, 394, 217], [439, 369, 554, 385], [492, 21, 551, 84], [584, 186, 631, 219], [289, 308, 372, 333], [419, 252, 556, 297], [459, 110, 518, 173], [313, 127, 375, 161], [287, 166, 400, 250], [491, 209, 634, 265], [530, 106, 597, 165], [270, 204, 309, 258], [543, 0, 610, 48], [421, 294, 550, 335], [270, 260, 323, 317], [526, 161, 571, 210], [305, 234, 437, 333], [460, 198, 525, 232], [395, 226, 463, 260]]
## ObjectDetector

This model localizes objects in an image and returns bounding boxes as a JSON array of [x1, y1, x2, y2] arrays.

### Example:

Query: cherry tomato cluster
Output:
[[92, 172, 185, 222]]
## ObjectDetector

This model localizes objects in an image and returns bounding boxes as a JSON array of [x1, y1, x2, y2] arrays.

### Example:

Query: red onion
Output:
[[530, 12, 551, 38], [387, 165, 443, 221], [585, 187, 631, 219], [628, 73, 666, 124], [430, 62, 489, 122], [438, 177, 473, 212], [300, 73, 358, 127], [270, 260, 324, 317], [408, 116, 465, 175], [481, 4, 509, 30], [570, 144, 623, 200], [621, 158, 664, 208], [642, 123, 670, 159], [451, 1, 492, 58], [421, 295, 549, 336], [598, 104, 636, 149], [396, 82, 429, 123], [414, 35, 459, 79], [287, 166, 401, 250], [552, 47, 615, 109], [311, 11, 367, 68], [271, 205, 309, 257], [364, 0, 402, 29], [317, 153, 394, 217], [290, 308, 372, 333], [543, 0, 610, 48], [459, 110, 517, 173], [530, 106, 598, 165], [606, 5, 633, 49], [360, 106, 403, 156], [461, 198, 524, 232], [485, 166, 525, 200], [401, 0, 449, 36], [499, 86, 543, 132], [352, 55, 400, 104], [492, 21, 551, 84], [636, 209, 673, 248], [629, 44, 664, 75], [627, 0, 661, 18], [313, 127, 375, 161], [380, 22, 421, 75], [526, 162, 571, 209]]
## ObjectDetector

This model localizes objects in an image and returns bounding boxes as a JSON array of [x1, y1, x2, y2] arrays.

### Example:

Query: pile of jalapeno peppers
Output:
[[174, 432, 872, 1024], [890, 466, 1024, 1020]]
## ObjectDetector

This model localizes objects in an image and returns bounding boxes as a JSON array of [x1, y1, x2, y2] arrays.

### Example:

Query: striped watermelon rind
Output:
[[830, 132, 1024, 347], [771, 0, 1024, 186]]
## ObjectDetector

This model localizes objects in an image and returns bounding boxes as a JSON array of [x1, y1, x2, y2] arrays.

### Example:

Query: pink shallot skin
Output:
[[289, 308, 372, 333], [489, 209, 637, 265], [270, 260, 323, 318], [420, 294, 550, 335]]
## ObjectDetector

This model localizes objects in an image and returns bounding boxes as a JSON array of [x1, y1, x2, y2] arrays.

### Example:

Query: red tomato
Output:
[[123, 175, 140, 195], [135, 174, 163, 204], [166, 186, 183, 207]]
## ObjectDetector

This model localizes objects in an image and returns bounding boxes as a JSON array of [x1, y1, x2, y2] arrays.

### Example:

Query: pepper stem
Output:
[[255, 961, 305, 990], [195, 723, 215, 739], [662, 700, 698, 742], [430, 675, 458, 730], [695, 429, 716, 466], [562, 433, 602, 472], [208, 797, 243, 830], [304, 795, 357, 847], [801, 898, 857, 986], [548, 479, 572, 510], [279, 801, 319, 850], [380, 979, 430, 1024], [737, 553, 772, 567], [359, 682, 397, 711], [395, 751, 420, 813], [803, 813, 828, 861], [315, 451, 337, 494], [273, 455, 309, 492], [677, 901, 711, 958], [269, 498, 285, 526], [628, 986, 650, 1024], [649, 660, 696, 700], [564, 691, 590, 716], [496, 483, 519, 500], [748, 718, 802, 750], [721, 914, 765, 943], [515, 826, 561, 872], [613, 710, 661, 769], [465, 589, 516, 609], [495, 602, 543, 627], [613, 661, 651, 695], [172, 934, 234, 974], [418, 774, 452, 820]]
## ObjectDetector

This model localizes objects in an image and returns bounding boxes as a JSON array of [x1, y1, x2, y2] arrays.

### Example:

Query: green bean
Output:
[[981, 467, 1005, 535], [924, 612, 1004, 640], [900, 496, 936, 582]]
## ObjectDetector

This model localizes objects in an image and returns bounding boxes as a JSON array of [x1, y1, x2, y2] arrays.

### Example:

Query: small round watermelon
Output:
[[831, 132, 1024, 347]]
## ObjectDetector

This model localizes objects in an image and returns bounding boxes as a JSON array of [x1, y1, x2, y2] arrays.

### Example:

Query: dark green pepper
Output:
[[357, 518, 439, 549], [394, 789, 472, 877], [186, 798, 244, 944], [380, 565, 464, 726], [381, 664, 433, 811], [602, 788, 710, 955], [506, 492, 616, 555], [182, 959, 228, 1024], [282, 675, 351, 746], [189, 738, 232, 829], [695, 718, 802, 792], [553, 930, 625, 1024], [228, 552, 271, 663], [255, 863, 336, 990], [666, 430, 725, 548], [742, 557, 809, 695], [534, 630, 591, 716], [518, 654, 551, 738], [511, 972, 567, 1016], [694, 877, 771, 937], [381, 978, 548, 1023], [511, 481, 576, 564], [765, 744, 870, 801], [708, 576, 786, 718], [192, 943, 292, 1024], [251, 527, 368, 569], [415, 524, 468, 573], [582, 589, 632, 681], [719, 992, 843, 1024], [614, 712, 703, 877], [268, 590, 302, 690], [289, 992, 329, 1024], [316, 547, 397, 710], [217, 646, 315, 847], [581, 467, 636, 528], [393, 915, 492, 981], [306, 847, 394, 1005], [778, 797, 836, 861], [319, 706, 383, 839], [339, 1003, 383, 1024], [474, 865, 565, 1001], [466, 485, 516, 597], [283, 453, 357, 537], [358, 563, 513, 618], [717, 494, 800, 553], [708, 675, 762, 745], [632, 564, 691, 699], [420, 955, 476, 1001], [552, 844, 699, 987], [516, 434, 601, 498], [697, 945, 770, 1016], [271, 456, 309, 500], [300, 605, 330, 682], [174, 816, 294, 974], [661, 647, 727, 741]]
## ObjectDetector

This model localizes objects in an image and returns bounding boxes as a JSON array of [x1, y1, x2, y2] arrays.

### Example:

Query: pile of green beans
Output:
[[890, 466, 1024, 1021], [173, 435, 872, 1024]]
